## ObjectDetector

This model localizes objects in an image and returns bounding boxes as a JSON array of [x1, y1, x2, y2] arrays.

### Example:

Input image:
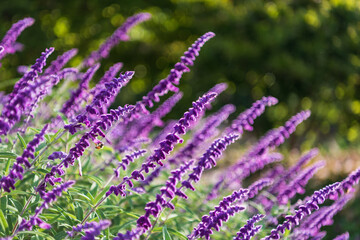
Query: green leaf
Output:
[[18, 231, 55, 240], [93, 186, 110, 205], [4, 158, 12, 175], [17, 132, 27, 150], [0, 210, 9, 232], [75, 203, 83, 221], [0, 152, 18, 159], [162, 225, 172, 240], [168, 228, 187, 239], [28, 127, 41, 134]]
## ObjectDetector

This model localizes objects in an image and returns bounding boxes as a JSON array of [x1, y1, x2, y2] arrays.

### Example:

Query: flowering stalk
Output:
[[333, 232, 349, 240], [64, 71, 134, 134], [233, 214, 264, 240], [44, 48, 78, 75], [0, 17, 35, 60], [127, 32, 216, 121], [224, 96, 278, 135], [106, 92, 217, 197], [0, 48, 54, 135], [114, 149, 147, 177], [67, 220, 111, 240], [83, 13, 151, 67], [141, 103, 235, 187], [261, 182, 340, 240], [0, 124, 48, 192], [15, 181, 75, 233], [329, 166, 360, 200], [189, 189, 248, 240], [60, 63, 100, 118], [268, 148, 319, 195], [37, 105, 134, 197], [277, 161, 325, 205], [209, 110, 311, 200]]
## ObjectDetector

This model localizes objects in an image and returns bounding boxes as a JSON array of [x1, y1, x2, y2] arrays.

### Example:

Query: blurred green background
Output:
[[0, 0, 360, 238]]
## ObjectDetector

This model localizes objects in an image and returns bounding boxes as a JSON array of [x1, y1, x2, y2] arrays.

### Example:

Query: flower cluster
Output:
[[106, 92, 217, 197], [18, 181, 75, 231], [67, 220, 111, 240], [0, 17, 34, 60], [0, 48, 54, 135], [0, 124, 48, 192], [233, 214, 264, 240], [262, 182, 340, 240]]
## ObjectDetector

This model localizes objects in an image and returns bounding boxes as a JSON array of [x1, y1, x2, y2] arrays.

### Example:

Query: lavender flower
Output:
[[67, 220, 111, 240], [168, 103, 236, 166], [277, 161, 325, 205], [106, 92, 217, 197], [37, 105, 134, 197], [83, 13, 151, 67], [268, 148, 319, 195], [0, 17, 35, 60], [0, 48, 54, 135], [64, 71, 134, 134], [18, 181, 75, 231], [141, 103, 235, 187], [176, 134, 240, 200], [0, 124, 48, 192], [333, 232, 349, 240], [128, 32, 215, 120], [209, 110, 311, 200], [297, 194, 351, 238], [89, 62, 123, 106], [262, 182, 340, 240], [44, 48, 78, 75], [114, 149, 147, 177], [189, 188, 248, 240], [60, 63, 100, 118], [224, 96, 278, 135], [137, 160, 194, 228], [48, 151, 67, 161], [233, 214, 264, 240], [329, 166, 360, 200]]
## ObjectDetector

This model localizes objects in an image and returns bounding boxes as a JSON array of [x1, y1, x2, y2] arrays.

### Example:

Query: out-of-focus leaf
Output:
[[0, 152, 18, 159], [17, 132, 27, 150], [0, 210, 9, 233], [162, 225, 173, 240], [18, 231, 55, 240], [167, 228, 187, 239]]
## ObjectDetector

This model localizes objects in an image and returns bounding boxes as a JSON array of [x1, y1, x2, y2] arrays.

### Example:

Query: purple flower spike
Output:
[[190, 188, 248, 240], [136, 160, 194, 231], [90, 62, 123, 100], [0, 124, 48, 192], [19, 180, 75, 231], [128, 32, 215, 120], [177, 134, 240, 201], [64, 71, 134, 135], [333, 232, 349, 240], [44, 48, 78, 75], [233, 214, 264, 240], [48, 151, 67, 161], [67, 220, 111, 239], [277, 161, 325, 205], [0, 48, 54, 135], [39, 105, 134, 197], [268, 148, 319, 195], [107, 92, 217, 198], [225, 96, 278, 134], [60, 63, 100, 118], [114, 149, 147, 177], [329, 167, 360, 200], [262, 182, 340, 240], [83, 13, 151, 67], [0, 17, 35, 60]]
